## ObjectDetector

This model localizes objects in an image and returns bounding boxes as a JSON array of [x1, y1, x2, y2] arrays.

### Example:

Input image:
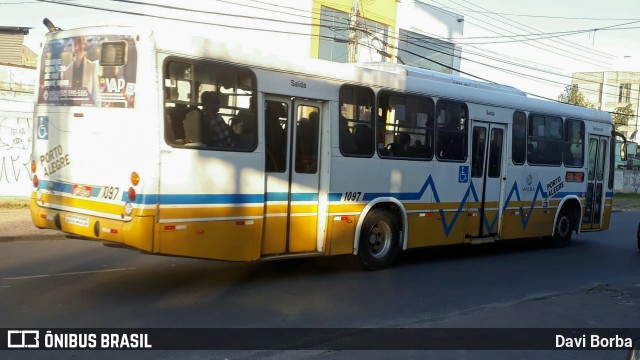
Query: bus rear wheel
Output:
[[357, 209, 400, 270], [546, 208, 573, 248]]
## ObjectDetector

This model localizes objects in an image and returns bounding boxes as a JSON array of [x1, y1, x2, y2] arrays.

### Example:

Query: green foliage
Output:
[[557, 85, 594, 108], [612, 103, 635, 128]]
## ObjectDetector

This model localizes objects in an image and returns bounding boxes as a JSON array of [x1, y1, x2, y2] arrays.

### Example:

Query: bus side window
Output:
[[339, 85, 374, 157], [512, 111, 527, 164], [436, 100, 468, 161], [564, 119, 584, 167], [528, 114, 562, 166], [164, 60, 256, 151], [377, 92, 434, 160]]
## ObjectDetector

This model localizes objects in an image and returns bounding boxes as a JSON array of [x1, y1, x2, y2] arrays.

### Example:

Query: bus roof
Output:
[[357, 62, 528, 97]]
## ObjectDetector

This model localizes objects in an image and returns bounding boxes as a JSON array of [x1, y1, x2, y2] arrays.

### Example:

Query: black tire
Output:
[[357, 208, 401, 270], [546, 208, 573, 248]]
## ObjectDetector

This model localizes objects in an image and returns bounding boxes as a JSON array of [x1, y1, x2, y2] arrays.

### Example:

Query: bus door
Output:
[[468, 122, 507, 238], [583, 136, 608, 230], [262, 95, 322, 255]]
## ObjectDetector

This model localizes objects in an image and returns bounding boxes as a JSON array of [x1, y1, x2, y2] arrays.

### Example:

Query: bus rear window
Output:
[[100, 41, 127, 66], [38, 35, 137, 108]]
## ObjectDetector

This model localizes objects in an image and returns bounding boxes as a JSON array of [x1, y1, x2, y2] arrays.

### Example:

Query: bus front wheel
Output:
[[357, 209, 400, 270], [546, 208, 573, 248]]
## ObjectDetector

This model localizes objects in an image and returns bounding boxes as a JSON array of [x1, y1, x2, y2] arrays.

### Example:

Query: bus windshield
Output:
[[38, 35, 137, 108]]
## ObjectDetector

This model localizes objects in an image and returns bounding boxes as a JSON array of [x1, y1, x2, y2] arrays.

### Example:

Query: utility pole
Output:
[[347, 0, 360, 63]]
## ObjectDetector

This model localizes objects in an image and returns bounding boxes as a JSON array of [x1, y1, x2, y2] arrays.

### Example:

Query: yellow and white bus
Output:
[[31, 25, 619, 270]]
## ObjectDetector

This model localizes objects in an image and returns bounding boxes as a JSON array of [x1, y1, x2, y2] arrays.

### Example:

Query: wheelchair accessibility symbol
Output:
[[37, 116, 48, 140], [458, 165, 469, 183]]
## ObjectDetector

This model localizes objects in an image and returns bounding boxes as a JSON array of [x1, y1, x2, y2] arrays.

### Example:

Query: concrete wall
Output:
[[0, 64, 35, 196], [614, 169, 640, 193]]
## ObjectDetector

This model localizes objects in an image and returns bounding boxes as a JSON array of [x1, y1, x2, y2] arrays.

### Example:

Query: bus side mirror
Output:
[[614, 131, 628, 161]]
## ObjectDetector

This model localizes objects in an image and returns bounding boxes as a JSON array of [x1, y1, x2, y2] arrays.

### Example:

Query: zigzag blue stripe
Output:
[[361, 175, 552, 236], [502, 182, 548, 229]]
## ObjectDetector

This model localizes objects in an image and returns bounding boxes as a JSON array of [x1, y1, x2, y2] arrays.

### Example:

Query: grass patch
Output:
[[613, 193, 640, 211], [0, 197, 30, 209]]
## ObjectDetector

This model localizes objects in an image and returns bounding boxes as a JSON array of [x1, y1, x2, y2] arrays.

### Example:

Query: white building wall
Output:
[[0, 64, 35, 196], [395, 0, 463, 75]]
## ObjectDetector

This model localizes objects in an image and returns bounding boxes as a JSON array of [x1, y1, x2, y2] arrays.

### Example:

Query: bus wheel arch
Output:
[[353, 199, 407, 270], [547, 197, 581, 248]]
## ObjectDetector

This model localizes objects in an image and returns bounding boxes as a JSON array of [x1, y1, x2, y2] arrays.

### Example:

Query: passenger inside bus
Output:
[[229, 109, 256, 149], [200, 91, 233, 147], [296, 111, 319, 173], [339, 118, 358, 155], [166, 103, 188, 144], [182, 104, 206, 146], [297, 111, 318, 157], [411, 139, 432, 158], [353, 123, 373, 155], [388, 132, 412, 157], [436, 104, 466, 160], [265, 101, 287, 171]]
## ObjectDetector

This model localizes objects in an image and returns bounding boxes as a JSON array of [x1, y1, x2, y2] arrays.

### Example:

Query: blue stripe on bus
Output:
[[37, 178, 612, 235], [38, 180, 74, 194], [552, 191, 586, 198], [156, 194, 264, 205], [357, 176, 555, 236], [363, 176, 436, 202], [36, 181, 318, 206], [145, 193, 318, 205], [265, 192, 319, 202]]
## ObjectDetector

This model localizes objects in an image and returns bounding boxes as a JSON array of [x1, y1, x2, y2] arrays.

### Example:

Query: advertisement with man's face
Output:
[[38, 35, 137, 108]]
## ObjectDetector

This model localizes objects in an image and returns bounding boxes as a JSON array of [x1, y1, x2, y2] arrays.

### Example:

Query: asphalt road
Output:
[[2, 211, 640, 359]]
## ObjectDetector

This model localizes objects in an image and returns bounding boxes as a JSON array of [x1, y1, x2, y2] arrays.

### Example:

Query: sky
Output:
[[3, 0, 640, 101]]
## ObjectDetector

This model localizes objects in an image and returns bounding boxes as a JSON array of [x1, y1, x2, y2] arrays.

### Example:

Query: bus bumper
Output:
[[30, 198, 155, 252]]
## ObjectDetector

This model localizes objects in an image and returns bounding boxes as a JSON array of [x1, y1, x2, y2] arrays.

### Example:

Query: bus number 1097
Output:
[[343, 191, 362, 202]]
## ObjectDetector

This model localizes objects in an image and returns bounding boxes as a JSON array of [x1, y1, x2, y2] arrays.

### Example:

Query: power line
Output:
[[32, 0, 637, 106], [441, 0, 617, 61], [34, 0, 334, 38], [246, 0, 632, 85], [430, 7, 640, 21], [106, 0, 315, 28], [240, 0, 620, 95], [102, 0, 576, 78], [427, 0, 612, 68]]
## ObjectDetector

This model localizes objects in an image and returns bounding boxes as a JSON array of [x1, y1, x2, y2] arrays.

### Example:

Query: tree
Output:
[[557, 85, 594, 108], [612, 103, 636, 129]]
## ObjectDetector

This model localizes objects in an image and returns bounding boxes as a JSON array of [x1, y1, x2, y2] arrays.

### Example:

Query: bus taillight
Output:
[[131, 172, 140, 186], [127, 187, 136, 201], [33, 175, 39, 188], [31, 160, 36, 173]]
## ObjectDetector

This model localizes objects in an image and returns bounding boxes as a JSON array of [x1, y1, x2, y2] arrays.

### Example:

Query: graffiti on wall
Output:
[[0, 116, 33, 191], [623, 170, 640, 193]]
